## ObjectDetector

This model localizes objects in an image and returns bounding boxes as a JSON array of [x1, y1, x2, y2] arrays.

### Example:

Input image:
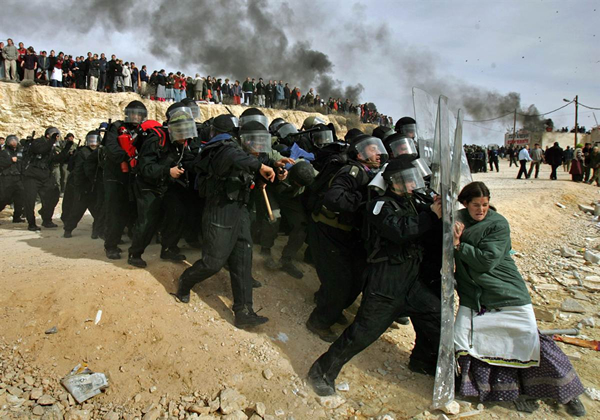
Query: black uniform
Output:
[[103, 121, 137, 253], [307, 162, 372, 331], [61, 146, 103, 235], [309, 191, 442, 392], [0, 146, 24, 221], [178, 134, 262, 314], [22, 137, 73, 227], [128, 127, 193, 258], [84, 147, 106, 238]]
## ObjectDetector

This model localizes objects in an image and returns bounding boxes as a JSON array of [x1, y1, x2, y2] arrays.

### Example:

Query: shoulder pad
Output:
[[349, 166, 360, 178]]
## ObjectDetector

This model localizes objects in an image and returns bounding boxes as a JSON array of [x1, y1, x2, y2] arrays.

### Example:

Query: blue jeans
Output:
[[50, 79, 63, 87]]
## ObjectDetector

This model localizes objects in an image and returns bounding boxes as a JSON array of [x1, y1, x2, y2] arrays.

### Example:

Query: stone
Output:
[[24, 375, 35, 386], [33, 405, 45, 416], [561, 298, 586, 313], [188, 405, 210, 415], [249, 415, 262, 420], [255, 402, 266, 417], [45, 326, 58, 334], [103, 412, 120, 420], [8, 386, 23, 397], [585, 275, 600, 283], [534, 307, 556, 322], [31, 388, 44, 400], [134, 394, 142, 403], [561, 246, 577, 258], [142, 409, 161, 420], [64, 409, 91, 420], [572, 291, 591, 301], [262, 369, 274, 380], [219, 388, 247, 415], [581, 317, 596, 327], [41, 404, 64, 420], [222, 410, 248, 420], [438, 401, 460, 415], [316, 395, 345, 409], [208, 398, 220, 413], [585, 387, 600, 401], [578, 204, 594, 214], [142, 403, 155, 414], [584, 250, 600, 264], [149, 386, 157, 393], [38, 395, 57, 406]]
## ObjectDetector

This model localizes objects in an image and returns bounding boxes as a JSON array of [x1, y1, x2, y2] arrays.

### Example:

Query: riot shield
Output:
[[412, 88, 437, 168], [432, 95, 456, 410]]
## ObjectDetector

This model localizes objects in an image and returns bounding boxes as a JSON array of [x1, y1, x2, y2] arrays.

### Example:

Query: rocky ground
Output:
[[1, 159, 600, 420]]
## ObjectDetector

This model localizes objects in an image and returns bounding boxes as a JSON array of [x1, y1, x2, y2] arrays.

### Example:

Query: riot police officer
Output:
[[22, 127, 73, 231], [308, 159, 442, 396], [0, 135, 25, 222], [174, 115, 275, 329], [103, 100, 148, 259]]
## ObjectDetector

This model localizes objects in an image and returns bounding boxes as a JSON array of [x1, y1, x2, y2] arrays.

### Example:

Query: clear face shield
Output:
[[277, 123, 298, 139], [412, 158, 432, 178], [6, 136, 18, 149], [124, 108, 148, 124], [85, 134, 100, 149], [168, 111, 198, 142], [188, 104, 200, 119], [388, 136, 418, 158], [399, 123, 417, 138], [387, 167, 426, 195], [312, 130, 334, 148], [356, 137, 388, 168], [167, 106, 193, 121], [47, 129, 61, 142], [240, 132, 272, 154], [239, 114, 269, 130]]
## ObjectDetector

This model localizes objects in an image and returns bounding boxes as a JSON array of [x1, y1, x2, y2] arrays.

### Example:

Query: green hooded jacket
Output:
[[454, 208, 531, 311]]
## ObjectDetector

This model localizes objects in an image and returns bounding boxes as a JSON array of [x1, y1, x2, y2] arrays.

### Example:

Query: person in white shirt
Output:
[[517, 145, 532, 179]]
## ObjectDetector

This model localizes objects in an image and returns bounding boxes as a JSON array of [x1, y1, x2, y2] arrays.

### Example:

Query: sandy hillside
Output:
[[1, 160, 600, 420]]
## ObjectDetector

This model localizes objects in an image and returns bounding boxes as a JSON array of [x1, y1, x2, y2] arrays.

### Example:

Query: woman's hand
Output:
[[453, 221, 465, 247], [430, 200, 442, 219]]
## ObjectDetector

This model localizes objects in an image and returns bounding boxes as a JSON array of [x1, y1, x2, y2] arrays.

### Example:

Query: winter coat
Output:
[[275, 84, 284, 101], [2, 45, 18, 61], [454, 208, 531, 311]]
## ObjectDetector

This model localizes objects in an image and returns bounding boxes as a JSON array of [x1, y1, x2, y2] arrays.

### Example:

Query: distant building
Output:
[[504, 130, 591, 149]]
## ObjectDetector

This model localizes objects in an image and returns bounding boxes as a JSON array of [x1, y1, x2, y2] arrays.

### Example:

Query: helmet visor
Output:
[[240, 132, 272, 154], [388, 137, 417, 158], [86, 134, 100, 147], [277, 123, 298, 139], [355, 137, 388, 165], [168, 112, 198, 141], [6, 135, 18, 148], [313, 130, 334, 147], [399, 123, 417, 138], [188, 103, 200, 119], [412, 158, 432, 178], [239, 114, 269, 130], [388, 167, 425, 194], [167, 106, 194, 121], [124, 108, 148, 124]]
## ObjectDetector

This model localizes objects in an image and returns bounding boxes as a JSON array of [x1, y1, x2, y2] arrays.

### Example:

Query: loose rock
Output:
[[317, 395, 345, 409], [561, 298, 586, 313], [219, 388, 247, 415]]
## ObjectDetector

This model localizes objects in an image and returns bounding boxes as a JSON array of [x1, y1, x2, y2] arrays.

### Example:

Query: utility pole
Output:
[[512, 109, 517, 147], [574, 95, 578, 148]]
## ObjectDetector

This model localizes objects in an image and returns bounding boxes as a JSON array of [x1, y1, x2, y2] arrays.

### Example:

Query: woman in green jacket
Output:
[[453, 181, 585, 417]]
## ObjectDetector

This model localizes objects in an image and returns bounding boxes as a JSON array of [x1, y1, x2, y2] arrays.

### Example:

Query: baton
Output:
[[262, 188, 276, 222]]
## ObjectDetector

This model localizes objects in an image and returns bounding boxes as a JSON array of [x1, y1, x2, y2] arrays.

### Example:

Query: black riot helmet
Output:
[[372, 126, 394, 141], [384, 133, 418, 159], [348, 135, 388, 168], [275, 123, 298, 140], [124, 100, 148, 124], [310, 124, 334, 148], [239, 121, 272, 154], [344, 128, 364, 143], [269, 118, 286, 135], [44, 127, 61, 140], [85, 131, 100, 149], [6, 135, 18, 149], [383, 157, 425, 195], [301, 115, 326, 130], [181, 98, 200, 119], [168, 109, 198, 142], [239, 108, 269, 130], [395, 116, 416, 138], [211, 114, 238, 137], [166, 102, 193, 121], [288, 160, 316, 187]]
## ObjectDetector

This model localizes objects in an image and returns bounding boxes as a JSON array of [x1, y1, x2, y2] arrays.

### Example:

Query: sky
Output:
[[0, 0, 597, 145]]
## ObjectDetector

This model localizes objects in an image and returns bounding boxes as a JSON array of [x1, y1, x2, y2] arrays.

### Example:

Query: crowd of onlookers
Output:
[[0, 38, 393, 126]]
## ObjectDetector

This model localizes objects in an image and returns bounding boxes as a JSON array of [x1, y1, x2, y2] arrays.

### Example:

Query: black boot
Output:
[[105, 248, 121, 260], [12, 217, 25, 223], [307, 361, 336, 396], [173, 277, 191, 303], [565, 397, 586, 417], [261, 248, 279, 270], [160, 248, 186, 261], [234, 306, 269, 329], [64, 230, 72, 238], [281, 258, 303, 279], [408, 358, 436, 376], [28, 224, 41, 231], [128, 254, 147, 268], [252, 278, 263, 288], [42, 220, 58, 228], [306, 318, 338, 343]]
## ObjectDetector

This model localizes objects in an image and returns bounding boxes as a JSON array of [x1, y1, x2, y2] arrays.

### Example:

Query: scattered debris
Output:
[[45, 326, 58, 334], [578, 204, 595, 214], [561, 298, 586, 313], [556, 202, 566, 209], [61, 364, 109, 403], [94, 310, 103, 325], [336, 382, 350, 392], [585, 387, 600, 401], [553, 335, 600, 351], [584, 250, 600, 264]]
